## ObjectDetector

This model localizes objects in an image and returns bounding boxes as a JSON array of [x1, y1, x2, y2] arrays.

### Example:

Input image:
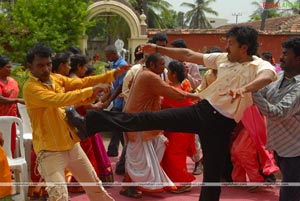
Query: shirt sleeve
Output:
[[256, 60, 277, 81], [24, 81, 94, 108], [252, 86, 300, 121], [62, 70, 115, 91], [203, 53, 226, 70], [187, 63, 202, 89]]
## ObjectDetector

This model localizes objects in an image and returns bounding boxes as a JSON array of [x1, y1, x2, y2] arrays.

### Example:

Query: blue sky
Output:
[[166, 0, 258, 24]]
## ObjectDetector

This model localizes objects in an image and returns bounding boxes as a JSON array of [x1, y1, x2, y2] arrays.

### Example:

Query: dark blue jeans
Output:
[[274, 152, 300, 201], [87, 100, 236, 201]]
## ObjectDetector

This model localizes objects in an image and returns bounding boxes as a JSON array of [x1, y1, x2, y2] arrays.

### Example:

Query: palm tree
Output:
[[128, 0, 172, 28], [181, 0, 218, 29], [250, 1, 265, 21], [250, 0, 281, 29], [260, 0, 274, 30]]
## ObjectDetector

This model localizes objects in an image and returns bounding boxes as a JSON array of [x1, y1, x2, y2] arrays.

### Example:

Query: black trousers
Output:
[[106, 107, 124, 155], [274, 152, 300, 201], [87, 100, 236, 201]]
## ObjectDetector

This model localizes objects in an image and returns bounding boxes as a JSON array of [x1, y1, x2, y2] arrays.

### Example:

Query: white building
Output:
[[208, 17, 228, 28]]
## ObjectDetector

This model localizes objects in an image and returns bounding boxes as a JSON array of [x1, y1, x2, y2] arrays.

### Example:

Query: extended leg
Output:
[[86, 101, 214, 136]]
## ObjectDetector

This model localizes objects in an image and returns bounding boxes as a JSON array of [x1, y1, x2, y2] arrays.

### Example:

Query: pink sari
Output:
[[241, 106, 279, 175]]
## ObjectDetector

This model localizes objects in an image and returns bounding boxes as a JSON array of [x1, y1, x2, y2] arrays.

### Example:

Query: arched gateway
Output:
[[82, 0, 148, 63]]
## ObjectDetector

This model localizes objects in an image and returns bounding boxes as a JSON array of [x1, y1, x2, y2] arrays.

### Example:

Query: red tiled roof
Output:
[[216, 14, 300, 33], [148, 15, 300, 35]]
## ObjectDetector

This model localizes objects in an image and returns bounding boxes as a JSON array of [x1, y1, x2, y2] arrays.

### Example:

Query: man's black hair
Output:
[[104, 45, 118, 53], [152, 32, 168, 44], [145, 53, 161, 68], [282, 36, 300, 56], [171, 38, 187, 48], [226, 26, 258, 56], [66, 46, 82, 55], [261, 51, 273, 60], [26, 43, 53, 64]]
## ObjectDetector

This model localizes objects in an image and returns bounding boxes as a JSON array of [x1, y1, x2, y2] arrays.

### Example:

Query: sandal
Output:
[[171, 186, 192, 194], [119, 187, 142, 199]]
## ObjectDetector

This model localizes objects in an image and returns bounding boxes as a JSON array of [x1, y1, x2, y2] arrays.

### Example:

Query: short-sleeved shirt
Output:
[[200, 53, 276, 122], [111, 57, 127, 109]]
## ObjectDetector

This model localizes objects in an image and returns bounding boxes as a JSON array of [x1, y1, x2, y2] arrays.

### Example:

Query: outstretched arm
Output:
[[253, 87, 300, 121], [222, 69, 275, 99], [141, 44, 204, 65]]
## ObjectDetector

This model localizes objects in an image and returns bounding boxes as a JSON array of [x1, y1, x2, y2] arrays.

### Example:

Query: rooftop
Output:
[[148, 14, 300, 35]]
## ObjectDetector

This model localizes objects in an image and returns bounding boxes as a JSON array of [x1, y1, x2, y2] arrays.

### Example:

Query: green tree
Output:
[[282, 0, 300, 14], [86, 13, 130, 47], [181, 0, 218, 29], [250, 0, 281, 22], [0, 0, 89, 62], [128, 0, 172, 28], [160, 9, 179, 28]]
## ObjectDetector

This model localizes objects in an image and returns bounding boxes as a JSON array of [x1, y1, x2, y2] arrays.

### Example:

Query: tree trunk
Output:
[[260, 0, 274, 30], [142, 0, 148, 24]]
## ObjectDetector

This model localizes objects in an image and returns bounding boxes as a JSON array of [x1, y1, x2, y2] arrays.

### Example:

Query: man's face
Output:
[[225, 36, 246, 62], [280, 48, 300, 72], [105, 52, 117, 62], [29, 55, 52, 83], [150, 56, 166, 74]]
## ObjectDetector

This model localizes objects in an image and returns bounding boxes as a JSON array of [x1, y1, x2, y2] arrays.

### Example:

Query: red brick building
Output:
[[148, 15, 300, 63]]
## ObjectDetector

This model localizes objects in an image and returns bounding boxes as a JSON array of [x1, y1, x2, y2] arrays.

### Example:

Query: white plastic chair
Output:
[[17, 103, 32, 135], [0, 116, 28, 200], [17, 103, 33, 176]]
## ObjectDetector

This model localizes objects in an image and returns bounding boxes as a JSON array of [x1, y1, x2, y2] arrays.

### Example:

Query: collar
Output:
[[29, 72, 52, 86], [223, 54, 260, 67], [278, 71, 300, 82]]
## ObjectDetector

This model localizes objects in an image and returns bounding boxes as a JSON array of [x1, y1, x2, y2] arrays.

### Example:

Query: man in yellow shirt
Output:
[[23, 43, 128, 201], [85, 26, 277, 201]]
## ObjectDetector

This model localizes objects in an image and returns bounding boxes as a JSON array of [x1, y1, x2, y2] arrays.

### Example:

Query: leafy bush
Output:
[[10, 66, 29, 98]]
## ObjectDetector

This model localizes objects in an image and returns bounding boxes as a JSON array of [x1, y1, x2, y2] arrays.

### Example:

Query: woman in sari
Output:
[[161, 60, 197, 193], [68, 54, 113, 192], [0, 55, 24, 156]]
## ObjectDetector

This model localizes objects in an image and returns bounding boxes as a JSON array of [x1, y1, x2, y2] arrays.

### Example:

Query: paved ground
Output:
[[69, 134, 280, 201]]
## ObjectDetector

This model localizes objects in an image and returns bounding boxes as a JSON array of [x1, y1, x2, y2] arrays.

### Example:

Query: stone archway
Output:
[[82, 0, 148, 63]]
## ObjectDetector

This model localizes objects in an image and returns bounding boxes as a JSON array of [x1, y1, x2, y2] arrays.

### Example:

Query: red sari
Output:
[[0, 77, 19, 155], [161, 85, 196, 184]]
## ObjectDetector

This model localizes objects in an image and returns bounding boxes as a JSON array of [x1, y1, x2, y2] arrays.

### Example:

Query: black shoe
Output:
[[65, 106, 88, 140], [115, 166, 125, 175], [107, 151, 118, 157], [264, 173, 276, 182]]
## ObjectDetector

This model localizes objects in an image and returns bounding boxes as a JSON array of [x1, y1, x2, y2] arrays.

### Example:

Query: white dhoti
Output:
[[126, 133, 175, 191]]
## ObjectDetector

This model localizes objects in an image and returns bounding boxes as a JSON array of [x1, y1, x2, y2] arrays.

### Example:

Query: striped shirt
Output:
[[253, 71, 300, 157]]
